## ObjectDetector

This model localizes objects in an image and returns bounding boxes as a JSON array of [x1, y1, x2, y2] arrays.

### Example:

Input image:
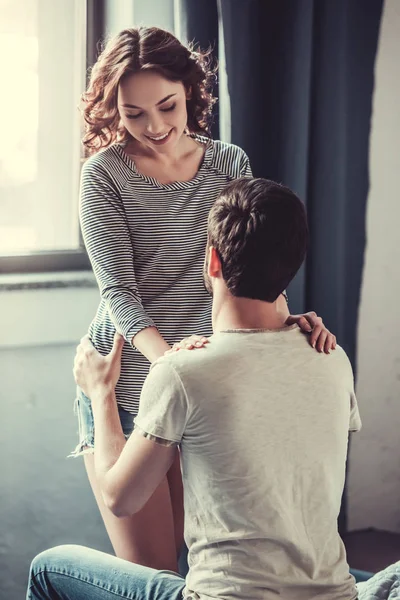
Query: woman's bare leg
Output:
[[84, 453, 179, 572], [167, 449, 185, 554]]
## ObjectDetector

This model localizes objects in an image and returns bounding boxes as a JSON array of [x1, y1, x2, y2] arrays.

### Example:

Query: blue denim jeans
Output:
[[27, 545, 186, 600], [27, 545, 400, 600], [69, 389, 135, 457]]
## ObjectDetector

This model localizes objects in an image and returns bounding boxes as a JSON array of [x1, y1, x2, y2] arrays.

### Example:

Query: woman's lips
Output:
[[145, 129, 173, 145]]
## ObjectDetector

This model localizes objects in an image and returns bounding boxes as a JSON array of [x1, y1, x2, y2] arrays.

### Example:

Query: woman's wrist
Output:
[[132, 326, 171, 363]]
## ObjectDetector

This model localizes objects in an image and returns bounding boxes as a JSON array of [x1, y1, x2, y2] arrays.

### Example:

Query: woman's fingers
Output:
[[316, 329, 329, 353], [166, 335, 209, 354], [324, 332, 336, 353], [296, 316, 313, 333]]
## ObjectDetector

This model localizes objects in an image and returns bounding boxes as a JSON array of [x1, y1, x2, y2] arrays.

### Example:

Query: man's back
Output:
[[135, 325, 361, 600]]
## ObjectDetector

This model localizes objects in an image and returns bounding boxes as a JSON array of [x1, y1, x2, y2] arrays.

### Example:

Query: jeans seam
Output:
[[30, 569, 139, 599]]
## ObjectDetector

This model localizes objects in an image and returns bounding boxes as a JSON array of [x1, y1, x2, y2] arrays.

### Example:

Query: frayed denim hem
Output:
[[67, 437, 95, 458], [67, 432, 131, 459]]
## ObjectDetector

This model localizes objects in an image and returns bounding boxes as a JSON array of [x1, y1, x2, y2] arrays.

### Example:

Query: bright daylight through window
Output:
[[0, 0, 86, 255]]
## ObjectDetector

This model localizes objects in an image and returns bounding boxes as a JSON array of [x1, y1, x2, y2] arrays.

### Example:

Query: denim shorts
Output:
[[69, 389, 135, 457]]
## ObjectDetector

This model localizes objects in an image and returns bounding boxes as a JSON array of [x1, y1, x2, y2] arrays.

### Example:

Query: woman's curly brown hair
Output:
[[82, 27, 217, 154]]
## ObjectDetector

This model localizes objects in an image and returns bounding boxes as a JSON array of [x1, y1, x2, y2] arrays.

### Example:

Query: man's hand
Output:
[[73, 332, 124, 399], [286, 311, 336, 354]]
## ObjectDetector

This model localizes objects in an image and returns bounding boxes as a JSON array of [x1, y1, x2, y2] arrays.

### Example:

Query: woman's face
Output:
[[117, 71, 189, 153]]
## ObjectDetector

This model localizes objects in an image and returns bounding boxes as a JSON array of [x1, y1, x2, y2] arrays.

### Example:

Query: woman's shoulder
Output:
[[81, 145, 133, 189], [82, 145, 123, 173], [209, 139, 250, 178], [211, 138, 246, 156]]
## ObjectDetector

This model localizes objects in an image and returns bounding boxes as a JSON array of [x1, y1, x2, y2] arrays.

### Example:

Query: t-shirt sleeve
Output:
[[133, 360, 190, 445], [240, 151, 253, 177], [349, 390, 362, 432], [80, 158, 156, 344]]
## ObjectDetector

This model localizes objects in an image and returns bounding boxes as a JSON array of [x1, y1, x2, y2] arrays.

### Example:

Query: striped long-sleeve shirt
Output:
[[80, 136, 252, 414]]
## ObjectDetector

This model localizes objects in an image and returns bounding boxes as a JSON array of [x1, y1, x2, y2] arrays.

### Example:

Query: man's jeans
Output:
[[27, 545, 185, 600], [27, 544, 400, 600]]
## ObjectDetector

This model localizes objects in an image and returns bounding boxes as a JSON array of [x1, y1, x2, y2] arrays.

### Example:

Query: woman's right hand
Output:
[[165, 335, 209, 355]]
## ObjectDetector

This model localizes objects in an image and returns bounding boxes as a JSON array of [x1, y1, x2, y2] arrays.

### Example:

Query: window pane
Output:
[[0, 0, 86, 254], [132, 0, 174, 32]]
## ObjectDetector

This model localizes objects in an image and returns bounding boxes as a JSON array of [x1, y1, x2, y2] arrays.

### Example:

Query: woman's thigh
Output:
[[71, 390, 183, 570], [27, 544, 185, 600], [70, 389, 134, 457], [84, 452, 179, 572], [167, 448, 185, 552]]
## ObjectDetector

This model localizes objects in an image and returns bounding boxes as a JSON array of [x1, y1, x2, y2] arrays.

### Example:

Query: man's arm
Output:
[[90, 388, 176, 517], [74, 333, 184, 518]]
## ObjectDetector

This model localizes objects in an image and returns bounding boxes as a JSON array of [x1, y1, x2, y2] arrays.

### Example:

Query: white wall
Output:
[[0, 279, 112, 600], [347, 0, 400, 533]]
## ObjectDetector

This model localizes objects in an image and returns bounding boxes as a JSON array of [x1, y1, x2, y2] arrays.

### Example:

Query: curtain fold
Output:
[[176, 0, 220, 138]]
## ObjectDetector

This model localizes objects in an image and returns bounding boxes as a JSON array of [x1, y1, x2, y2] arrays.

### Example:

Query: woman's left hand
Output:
[[286, 312, 336, 354]]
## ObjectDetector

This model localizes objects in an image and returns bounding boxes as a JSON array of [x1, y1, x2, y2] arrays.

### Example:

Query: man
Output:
[[27, 179, 399, 599]]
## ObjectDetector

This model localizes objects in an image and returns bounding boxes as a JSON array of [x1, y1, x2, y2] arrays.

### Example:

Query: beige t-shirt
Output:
[[135, 326, 361, 600]]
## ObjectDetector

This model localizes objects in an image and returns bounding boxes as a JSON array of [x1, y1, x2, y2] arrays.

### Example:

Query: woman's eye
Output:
[[160, 104, 176, 113], [126, 103, 176, 119]]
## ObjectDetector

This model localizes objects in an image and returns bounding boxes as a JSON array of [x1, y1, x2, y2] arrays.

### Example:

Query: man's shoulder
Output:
[[152, 334, 354, 387], [322, 344, 353, 376], [153, 338, 225, 380], [289, 330, 354, 381], [156, 342, 218, 369], [287, 327, 352, 366]]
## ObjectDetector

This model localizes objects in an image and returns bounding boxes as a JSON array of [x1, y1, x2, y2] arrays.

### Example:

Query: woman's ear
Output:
[[186, 86, 192, 101]]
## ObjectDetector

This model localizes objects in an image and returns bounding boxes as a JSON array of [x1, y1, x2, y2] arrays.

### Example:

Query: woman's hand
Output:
[[286, 311, 336, 354], [164, 335, 209, 355]]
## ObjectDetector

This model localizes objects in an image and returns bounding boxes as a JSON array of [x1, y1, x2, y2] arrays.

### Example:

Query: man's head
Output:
[[204, 178, 308, 302]]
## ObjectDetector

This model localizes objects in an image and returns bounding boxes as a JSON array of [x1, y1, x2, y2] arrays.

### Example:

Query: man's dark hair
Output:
[[207, 178, 309, 302]]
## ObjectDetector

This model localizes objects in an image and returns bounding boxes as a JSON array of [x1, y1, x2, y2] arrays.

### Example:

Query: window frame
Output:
[[0, 0, 105, 275]]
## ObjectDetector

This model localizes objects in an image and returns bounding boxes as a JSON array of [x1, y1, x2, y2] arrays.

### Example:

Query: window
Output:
[[0, 0, 176, 275], [0, 0, 89, 273]]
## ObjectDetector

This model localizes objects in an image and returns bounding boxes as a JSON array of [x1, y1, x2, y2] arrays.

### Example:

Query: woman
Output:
[[71, 26, 335, 573]]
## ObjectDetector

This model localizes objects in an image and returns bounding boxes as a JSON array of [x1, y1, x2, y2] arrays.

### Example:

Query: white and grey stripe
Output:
[[80, 136, 252, 414]]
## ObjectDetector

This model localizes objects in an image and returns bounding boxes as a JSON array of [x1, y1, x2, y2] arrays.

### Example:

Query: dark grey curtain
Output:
[[178, 0, 383, 366], [178, 0, 383, 532], [178, 0, 220, 138]]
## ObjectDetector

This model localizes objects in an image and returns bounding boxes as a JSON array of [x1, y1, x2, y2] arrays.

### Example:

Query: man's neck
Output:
[[212, 292, 289, 333]]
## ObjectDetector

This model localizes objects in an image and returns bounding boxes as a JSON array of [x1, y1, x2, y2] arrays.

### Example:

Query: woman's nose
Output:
[[146, 113, 165, 135]]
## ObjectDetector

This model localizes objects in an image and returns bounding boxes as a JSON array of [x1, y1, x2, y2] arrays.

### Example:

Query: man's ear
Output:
[[208, 246, 222, 278]]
